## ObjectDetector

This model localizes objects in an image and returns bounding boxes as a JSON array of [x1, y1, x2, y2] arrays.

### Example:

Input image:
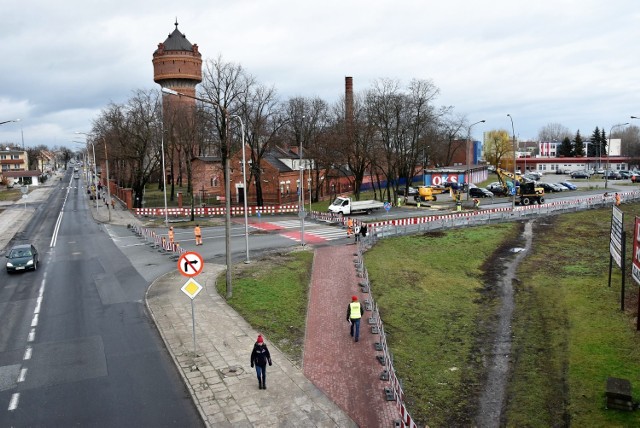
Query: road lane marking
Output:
[[28, 328, 35, 342], [8, 393, 19, 411], [34, 296, 42, 314], [18, 368, 27, 383], [24, 347, 32, 360], [31, 314, 39, 327]]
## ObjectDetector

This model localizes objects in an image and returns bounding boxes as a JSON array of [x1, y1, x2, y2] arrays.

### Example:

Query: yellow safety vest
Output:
[[349, 301, 361, 319]]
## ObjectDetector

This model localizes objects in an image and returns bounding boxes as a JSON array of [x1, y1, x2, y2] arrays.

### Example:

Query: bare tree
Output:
[[365, 78, 441, 202], [538, 122, 572, 142], [93, 89, 162, 208]]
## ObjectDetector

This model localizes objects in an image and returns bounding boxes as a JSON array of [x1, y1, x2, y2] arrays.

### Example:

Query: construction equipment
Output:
[[495, 168, 545, 205], [403, 186, 438, 205]]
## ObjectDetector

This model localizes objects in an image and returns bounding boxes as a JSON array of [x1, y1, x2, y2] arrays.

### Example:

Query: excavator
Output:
[[495, 168, 545, 205]]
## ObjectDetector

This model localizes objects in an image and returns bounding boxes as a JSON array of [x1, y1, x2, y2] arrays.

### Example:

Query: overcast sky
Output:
[[1, 0, 639, 150]]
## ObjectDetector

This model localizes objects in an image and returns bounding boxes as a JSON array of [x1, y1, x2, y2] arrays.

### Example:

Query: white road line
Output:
[[39, 281, 45, 298], [31, 313, 39, 328], [17, 368, 27, 383], [34, 296, 42, 314], [28, 328, 36, 342], [24, 347, 32, 360], [8, 393, 19, 411]]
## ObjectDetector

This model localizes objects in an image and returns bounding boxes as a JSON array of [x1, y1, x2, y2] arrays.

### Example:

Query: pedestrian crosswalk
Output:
[[250, 220, 347, 243]]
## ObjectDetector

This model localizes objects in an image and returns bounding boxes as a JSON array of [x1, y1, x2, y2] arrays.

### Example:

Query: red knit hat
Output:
[[257, 334, 264, 343], [352, 295, 358, 301]]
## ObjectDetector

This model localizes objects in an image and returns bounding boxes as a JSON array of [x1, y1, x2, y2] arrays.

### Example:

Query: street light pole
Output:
[[229, 114, 250, 263], [466, 119, 485, 200], [161, 87, 237, 295], [75, 132, 99, 212], [103, 138, 112, 222], [0, 119, 20, 126], [507, 114, 516, 210], [605, 122, 629, 189], [160, 128, 169, 228], [299, 120, 305, 246]]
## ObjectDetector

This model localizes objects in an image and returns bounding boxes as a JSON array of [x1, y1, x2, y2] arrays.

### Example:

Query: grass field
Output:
[[216, 200, 640, 426]]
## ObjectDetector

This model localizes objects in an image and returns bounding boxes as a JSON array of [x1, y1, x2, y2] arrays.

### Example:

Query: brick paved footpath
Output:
[[303, 244, 400, 427]]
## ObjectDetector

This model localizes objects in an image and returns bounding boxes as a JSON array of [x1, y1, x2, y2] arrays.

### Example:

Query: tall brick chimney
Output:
[[345, 76, 354, 142]]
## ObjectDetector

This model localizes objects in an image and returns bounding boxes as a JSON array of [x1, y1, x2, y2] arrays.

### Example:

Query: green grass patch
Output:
[[216, 202, 640, 426], [0, 188, 21, 202], [506, 208, 640, 427], [216, 249, 313, 366], [365, 224, 519, 426]]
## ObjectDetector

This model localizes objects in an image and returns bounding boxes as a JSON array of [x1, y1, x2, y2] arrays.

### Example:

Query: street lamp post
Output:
[[75, 132, 99, 212], [103, 138, 112, 222], [466, 119, 485, 199], [229, 114, 250, 263], [299, 122, 305, 246], [605, 122, 630, 189], [162, 87, 247, 295], [0, 119, 20, 126], [160, 128, 169, 228], [507, 114, 516, 210]]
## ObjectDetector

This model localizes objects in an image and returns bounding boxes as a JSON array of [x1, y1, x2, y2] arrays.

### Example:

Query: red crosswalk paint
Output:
[[280, 231, 326, 243], [251, 222, 285, 231]]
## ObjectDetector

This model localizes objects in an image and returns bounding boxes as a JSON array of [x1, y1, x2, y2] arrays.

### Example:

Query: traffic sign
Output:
[[177, 251, 204, 277], [181, 278, 203, 299]]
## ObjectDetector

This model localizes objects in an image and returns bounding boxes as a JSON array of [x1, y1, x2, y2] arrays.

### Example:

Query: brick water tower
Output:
[[153, 20, 202, 111]]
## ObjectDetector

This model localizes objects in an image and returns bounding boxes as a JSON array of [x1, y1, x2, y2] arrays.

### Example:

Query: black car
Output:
[[469, 187, 494, 198], [5, 243, 39, 273], [570, 170, 590, 179]]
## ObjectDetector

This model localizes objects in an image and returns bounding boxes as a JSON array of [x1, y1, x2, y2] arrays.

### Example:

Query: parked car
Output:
[[618, 170, 631, 179], [602, 171, 622, 180], [553, 183, 570, 191], [526, 171, 543, 180], [469, 187, 494, 198], [538, 182, 562, 193], [559, 181, 577, 190], [5, 243, 39, 273], [570, 170, 590, 179], [486, 182, 507, 196]]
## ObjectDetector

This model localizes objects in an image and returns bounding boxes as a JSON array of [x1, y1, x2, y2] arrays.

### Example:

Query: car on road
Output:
[[5, 243, 39, 273], [618, 171, 631, 179], [570, 170, 590, 179], [469, 187, 494, 198], [559, 181, 577, 190], [74, 173, 80, 179]]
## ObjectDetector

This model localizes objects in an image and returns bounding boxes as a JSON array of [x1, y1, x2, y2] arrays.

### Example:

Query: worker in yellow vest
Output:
[[194, 224, 203, 246], [346, 295, 364, 342]]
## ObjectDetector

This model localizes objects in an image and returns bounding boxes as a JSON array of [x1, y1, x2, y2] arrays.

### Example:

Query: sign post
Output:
[[609, 206, 625, 310], [178, 252, 204, 355], [631, 217, 640, 330]]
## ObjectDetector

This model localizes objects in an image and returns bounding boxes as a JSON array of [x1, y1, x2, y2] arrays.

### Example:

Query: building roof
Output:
[[3, 170, 41, 177], [160, 21, 194, 51]]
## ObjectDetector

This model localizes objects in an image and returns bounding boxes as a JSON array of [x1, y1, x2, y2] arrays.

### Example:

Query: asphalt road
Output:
[[0, 173, 202, 427]]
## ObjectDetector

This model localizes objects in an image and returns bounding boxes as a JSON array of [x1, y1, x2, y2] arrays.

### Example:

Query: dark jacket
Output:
[[250, 343, 272, 367]]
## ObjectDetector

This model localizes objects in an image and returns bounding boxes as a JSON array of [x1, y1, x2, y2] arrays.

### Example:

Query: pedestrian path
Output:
[[303, 245, 400, 427]]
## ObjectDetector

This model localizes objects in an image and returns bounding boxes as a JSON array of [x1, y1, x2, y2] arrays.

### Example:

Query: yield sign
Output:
[[177, 251, 204, 277], [181, 278, 203, 299]]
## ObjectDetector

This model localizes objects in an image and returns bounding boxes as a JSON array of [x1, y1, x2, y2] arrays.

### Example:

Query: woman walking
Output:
[[250, 334, 272, 389]]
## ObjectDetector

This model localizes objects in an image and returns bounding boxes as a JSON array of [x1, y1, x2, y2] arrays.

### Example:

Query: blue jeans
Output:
[[255, 364, 266, 384], [350, 318, 361, 340]]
